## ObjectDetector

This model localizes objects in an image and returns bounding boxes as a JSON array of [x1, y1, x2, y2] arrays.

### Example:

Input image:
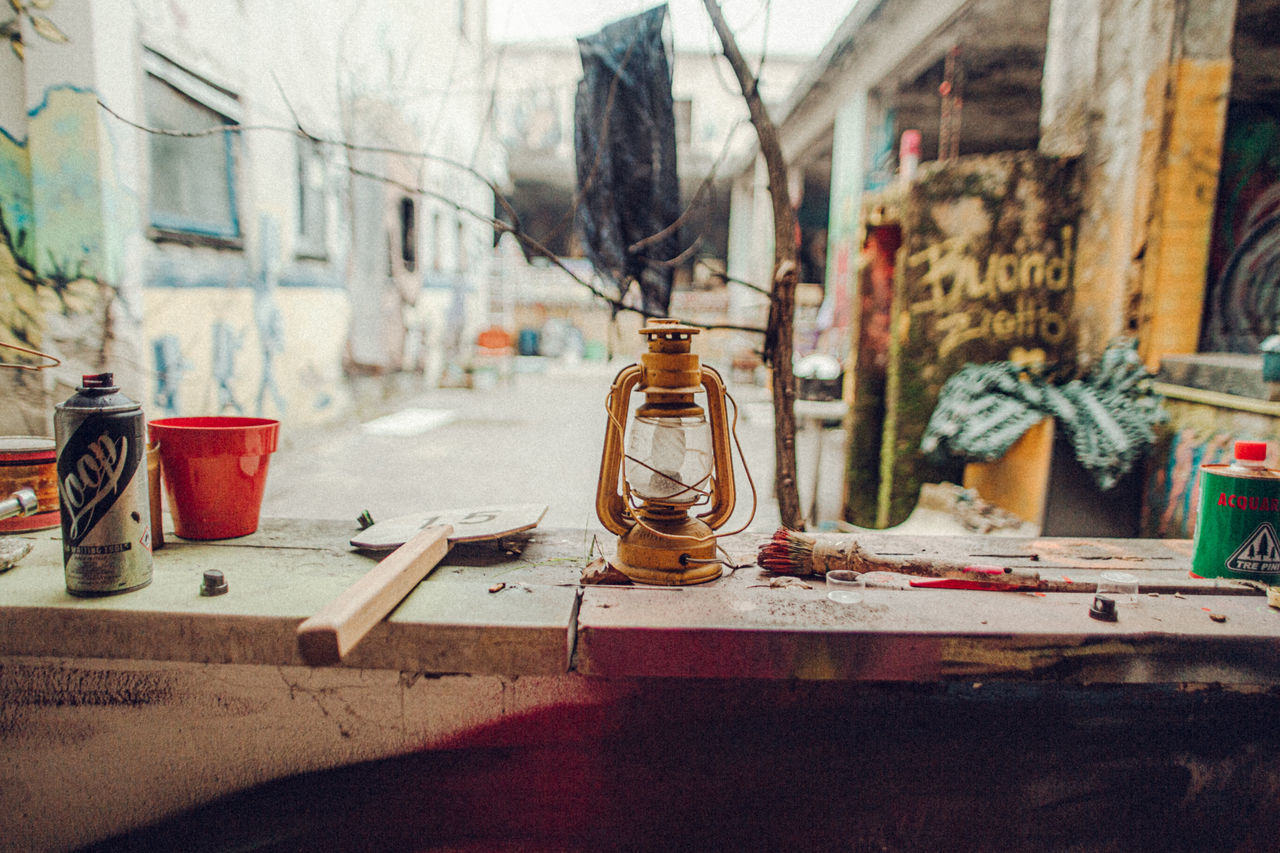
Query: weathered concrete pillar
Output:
[[1040, 0, 1102, 160], [3, 0, 145, 430], [1040, 0, 1236, 368], [725, 156, 775, 330]]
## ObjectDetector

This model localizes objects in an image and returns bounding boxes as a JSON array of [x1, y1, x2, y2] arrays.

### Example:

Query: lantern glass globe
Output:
[[624, 414, 713, 504]]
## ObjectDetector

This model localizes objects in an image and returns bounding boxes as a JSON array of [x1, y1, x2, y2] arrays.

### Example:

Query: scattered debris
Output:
[[917, 482, 1028, 533], [1174, 592, 1186, 599], [581, 557, 632, 586], [748, 576, 812, 590], [1209, 612, 1228, 623], [0, 538, 33, 571], [488, 582, 506, 594]]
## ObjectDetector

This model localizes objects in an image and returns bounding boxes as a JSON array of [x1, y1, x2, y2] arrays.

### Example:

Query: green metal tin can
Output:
[[1190, 441, 1280, 582]]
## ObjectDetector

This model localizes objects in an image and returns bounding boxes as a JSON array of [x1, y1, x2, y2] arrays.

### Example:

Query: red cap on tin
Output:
[[1235, 440, 1267, 462]]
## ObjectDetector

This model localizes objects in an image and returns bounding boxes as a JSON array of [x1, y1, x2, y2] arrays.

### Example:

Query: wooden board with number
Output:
[[349, 504, 548, 551]]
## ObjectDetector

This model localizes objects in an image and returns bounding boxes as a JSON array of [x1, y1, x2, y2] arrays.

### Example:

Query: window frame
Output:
[[296, 137, 329, 260], [142, 48, 243, 248], [399, 196, 417, 272]]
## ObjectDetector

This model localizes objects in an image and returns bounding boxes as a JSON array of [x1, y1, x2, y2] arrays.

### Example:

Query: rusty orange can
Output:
[[0, 436, 59, 533]]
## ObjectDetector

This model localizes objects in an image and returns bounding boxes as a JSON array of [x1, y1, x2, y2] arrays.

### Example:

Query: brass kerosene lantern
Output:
[[596, 320, 737, 585]]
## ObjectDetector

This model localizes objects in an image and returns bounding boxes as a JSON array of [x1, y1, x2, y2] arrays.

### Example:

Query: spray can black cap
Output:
[[79, 373, 120, 394]]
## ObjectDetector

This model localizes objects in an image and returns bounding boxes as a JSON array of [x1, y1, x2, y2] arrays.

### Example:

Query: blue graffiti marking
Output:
[[152, 334, 190, 416], [211, 320, 244, 415]]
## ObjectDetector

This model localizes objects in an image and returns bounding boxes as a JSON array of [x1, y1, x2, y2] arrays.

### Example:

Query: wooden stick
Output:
[[297, 524, 454, 665]]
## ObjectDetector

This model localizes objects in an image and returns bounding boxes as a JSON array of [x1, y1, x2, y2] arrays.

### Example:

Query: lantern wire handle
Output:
[[604, 385, 758, 548], [0, 341, 61, 371]]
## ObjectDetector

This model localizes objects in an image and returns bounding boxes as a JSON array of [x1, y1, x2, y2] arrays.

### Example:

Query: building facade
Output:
[[1, 0, 500, 434], [726, 0, 1280, 532]]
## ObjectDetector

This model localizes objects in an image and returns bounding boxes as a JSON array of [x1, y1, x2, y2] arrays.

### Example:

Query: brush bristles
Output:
[[756, 528, 819, 575]]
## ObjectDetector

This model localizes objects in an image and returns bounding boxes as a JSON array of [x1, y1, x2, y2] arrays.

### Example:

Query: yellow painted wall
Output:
[[1137, 58, 1233, 370], [143, 287, 350, 433]]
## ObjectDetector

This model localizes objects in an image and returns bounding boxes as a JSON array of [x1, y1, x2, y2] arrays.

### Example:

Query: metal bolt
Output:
[[200, 569, 229, 596], [0, 488, 38, 521]]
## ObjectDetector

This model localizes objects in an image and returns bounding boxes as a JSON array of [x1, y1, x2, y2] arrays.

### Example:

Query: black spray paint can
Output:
[[55, 373, 153, 596]]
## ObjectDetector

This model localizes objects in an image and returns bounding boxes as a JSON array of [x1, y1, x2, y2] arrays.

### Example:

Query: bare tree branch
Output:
[[701, 0, 803, 529]]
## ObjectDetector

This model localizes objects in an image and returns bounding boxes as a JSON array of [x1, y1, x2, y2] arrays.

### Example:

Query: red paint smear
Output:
[[434, 698, 620, 752]]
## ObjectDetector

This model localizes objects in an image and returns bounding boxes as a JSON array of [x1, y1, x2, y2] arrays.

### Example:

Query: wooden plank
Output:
[[4, 525, 1279, 684], [576, 564, 1280, 683], [1137, 58, 1231, 369], [297, 525, 453, 665]]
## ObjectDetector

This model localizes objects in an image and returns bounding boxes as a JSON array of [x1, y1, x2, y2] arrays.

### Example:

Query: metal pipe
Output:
[[0, 488, 38, 521]]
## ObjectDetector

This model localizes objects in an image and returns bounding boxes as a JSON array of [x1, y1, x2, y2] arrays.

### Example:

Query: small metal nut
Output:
[[200, 569, 228, 596], [1089, 594, 1118, 622]]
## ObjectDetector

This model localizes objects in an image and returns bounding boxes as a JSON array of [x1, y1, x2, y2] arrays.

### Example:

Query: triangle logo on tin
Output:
[[1225, 521, 1280, 576]]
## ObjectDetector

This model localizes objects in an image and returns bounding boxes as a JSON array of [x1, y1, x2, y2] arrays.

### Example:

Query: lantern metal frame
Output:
[[596, 320, 736, 585]]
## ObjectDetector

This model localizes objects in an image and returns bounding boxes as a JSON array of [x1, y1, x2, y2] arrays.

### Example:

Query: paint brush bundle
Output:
[[758, 528, 972, 577], [756, 528, 1046, 590], [757, 528, 1271, 597]]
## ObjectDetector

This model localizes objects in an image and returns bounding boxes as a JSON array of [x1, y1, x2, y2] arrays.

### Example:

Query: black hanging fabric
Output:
[[574, 5, 680, 317]]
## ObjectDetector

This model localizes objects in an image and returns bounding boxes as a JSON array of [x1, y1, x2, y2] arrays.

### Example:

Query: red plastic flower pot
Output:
[[147, 417, 279, 540]]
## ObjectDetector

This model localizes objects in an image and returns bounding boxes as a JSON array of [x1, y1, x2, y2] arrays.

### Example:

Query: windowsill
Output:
[[2, 520, 1276, 685], [148, 227, 244, 250], [1157, 352, 1276, 401]]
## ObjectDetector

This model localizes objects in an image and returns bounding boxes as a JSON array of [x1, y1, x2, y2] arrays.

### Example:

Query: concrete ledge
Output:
[[0, 520, 579, 675], [3, 522, 1280, 685], [575, 535, 1280, 684]]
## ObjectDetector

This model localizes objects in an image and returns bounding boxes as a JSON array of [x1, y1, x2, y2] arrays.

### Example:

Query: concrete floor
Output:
[[260, 358, 799, 534], [260, 357, 987, 538]]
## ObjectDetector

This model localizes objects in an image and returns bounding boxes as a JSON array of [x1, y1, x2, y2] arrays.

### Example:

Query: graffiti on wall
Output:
[[1141, 429, 1233, 539], [151, 334, 187, 415], [1202, 104, 1280, 352], [907, 226, 1074, 360], [1, 87, 114, 374], [845, 152, 1081, 529]]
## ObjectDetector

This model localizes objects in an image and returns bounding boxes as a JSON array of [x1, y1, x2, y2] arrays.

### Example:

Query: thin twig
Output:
[[724, 274, 771, 295], [627, 117, 747, 255], [96, 96, 767, 337], [644, 236, 703, 269]]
